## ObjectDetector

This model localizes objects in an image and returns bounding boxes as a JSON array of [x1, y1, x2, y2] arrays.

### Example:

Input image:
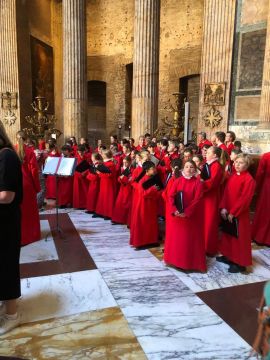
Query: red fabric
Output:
[[219, 171, 255, 266], [203, 160, 224, 255], [162, 176, 178, 243], [128, 166, 144, 227], [45, 151, 60, 199], [164, 176, 206, 271], [130, 174, 160, 247], [112, 168, 133, 224], [95, 160, 117, 218], [86, 169, 100, 212], [198, 139, 212, 150], [58, 176, 74, 206], [21, 147, 41, 246], [226, 143, 235, 155], [73, 155, 89, 209], [252, 152, 270, 245], [218, 143, 228, 152]]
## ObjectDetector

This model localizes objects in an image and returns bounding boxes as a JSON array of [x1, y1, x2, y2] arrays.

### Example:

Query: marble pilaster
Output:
[[63, 0, 87, 141], [0, 0, 21, 144], [132, 0, 160, 139], [198, 0, 236, 137], [259, 0, 270, 127]]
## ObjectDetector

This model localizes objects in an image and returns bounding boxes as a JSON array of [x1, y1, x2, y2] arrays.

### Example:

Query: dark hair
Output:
[[70, 136, 77, 144], [0, 122, 13, 150], [193, 154, 204, 162], [231, 148, 242, 155], [130, 138, 135, 143], [202, 144, 211, 150], [111, 144, 119, 151], [184, 159, 197, 168], [103, 150, 113, 159], [92, 152, 103, 161], [144, 133, 151, 138], [148, 142, 156, 148], [123, 156, 131, 163], [215, 131, 226, 143], [211, 146, 222, 158], [226, 131, 236, 142], [171, 158, 182, 178], [61, 145, 72, 152], [184, 148, 193, 155], [49, 143, 56, 150], [111, 135, 118, 140], [123, 143, 131, 151], [122, 139, 129, 145], [100, 145, 107, 150], [78, 144, 86, 152], [142, 160, 155, 171], [66, 140, 73, 147], [161, 139, 168, 147], [234, 140, 242, 148]]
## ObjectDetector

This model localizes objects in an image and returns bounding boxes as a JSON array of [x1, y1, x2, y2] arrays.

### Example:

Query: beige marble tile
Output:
[[0, 307, 146, 360]]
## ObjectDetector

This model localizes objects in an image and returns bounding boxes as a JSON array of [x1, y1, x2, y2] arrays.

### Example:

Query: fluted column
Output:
[[63, 0, 87, 141], [132, 0, 160, 140], [259, 0, 270, 127], [0, 0, 20, 144], [198, 0, 236, 136]]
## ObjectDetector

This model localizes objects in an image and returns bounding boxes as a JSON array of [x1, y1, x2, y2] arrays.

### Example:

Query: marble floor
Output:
[[1, 209, 267, 359]]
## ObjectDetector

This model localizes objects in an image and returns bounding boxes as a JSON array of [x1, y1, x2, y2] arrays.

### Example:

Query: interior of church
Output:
[[0, 0, 270, 359]]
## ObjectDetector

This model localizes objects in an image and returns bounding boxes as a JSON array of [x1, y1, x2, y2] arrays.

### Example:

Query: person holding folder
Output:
[[218, 154, 255, 273], [164, 160, 206, 272]]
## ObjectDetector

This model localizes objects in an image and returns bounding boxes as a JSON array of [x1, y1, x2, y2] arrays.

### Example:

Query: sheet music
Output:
[[43, 157, 60, 175], [57, 157, 77, 176]]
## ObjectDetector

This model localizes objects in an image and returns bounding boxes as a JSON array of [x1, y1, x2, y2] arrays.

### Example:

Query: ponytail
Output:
[[16, 130, 26, 162]]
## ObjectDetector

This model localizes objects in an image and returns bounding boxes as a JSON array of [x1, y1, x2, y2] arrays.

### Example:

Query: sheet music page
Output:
[[43, 157, 60, 175], [57, 157, 77, 176]]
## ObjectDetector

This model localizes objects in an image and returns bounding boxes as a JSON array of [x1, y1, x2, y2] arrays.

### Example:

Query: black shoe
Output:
[[216, 256, 231, 265], [134, 243, 160, 251], [85, 210, 93, 214], [104, 217, 111, 220], [111, 221, 121, 225], [228, 264, 246, 273], [92, 214, 102, 218]]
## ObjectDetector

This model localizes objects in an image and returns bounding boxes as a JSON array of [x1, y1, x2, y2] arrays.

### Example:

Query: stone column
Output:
[[132, 0, 160, 140], [63, 0, 87, 141], [259, 0, 270, 127], [198, 0, 236, 137], [0, 0, 21, 144]]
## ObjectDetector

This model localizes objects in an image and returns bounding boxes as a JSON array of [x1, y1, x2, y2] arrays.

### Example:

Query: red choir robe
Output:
[[226, 143, 235, 155], [73, 154, 89, 209], [95, 160, 117, 218], [252, 152, 270, 245], [58, 156, 74, 207], [203, 160, 224, 255], [198, 139, 212, 151], [128, 166, 144, 227], [45, 151, 60, 199], [130, 174, 160, 248], [219, 171, 255, 266], [86, 163, 100, 213], [21, 147, 41, 246], [218, 143, 228, 153], [164, 175, 206, 271], [162, 175, 178, 243], [112, 167, 133, 224]]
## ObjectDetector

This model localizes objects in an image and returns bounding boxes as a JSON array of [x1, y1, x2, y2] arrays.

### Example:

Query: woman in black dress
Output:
[[0, 122, 23, 335]]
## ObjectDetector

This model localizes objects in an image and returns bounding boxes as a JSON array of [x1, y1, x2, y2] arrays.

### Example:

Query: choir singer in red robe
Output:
[[218, 154, 255, 273], [164, 160, 206, 271], [202, 146, 224, 256], [73, 145, 89, 209], [130, 161, 161, 249], [58, 145, 74, 208], [252, 151, 270, 246]]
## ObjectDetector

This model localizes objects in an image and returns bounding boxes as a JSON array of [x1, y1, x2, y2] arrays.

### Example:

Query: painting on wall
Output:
[[203, 83, 226, 106], [30, 36, 54, 113], [237, 29, 266, 91]]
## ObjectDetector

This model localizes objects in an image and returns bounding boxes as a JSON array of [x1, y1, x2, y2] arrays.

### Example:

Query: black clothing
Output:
[[0, 148, 23, 300]]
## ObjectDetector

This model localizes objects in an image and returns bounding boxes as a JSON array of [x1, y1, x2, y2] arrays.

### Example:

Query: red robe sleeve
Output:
[[203, 162, 223, 193], [168, 178, 180, 214], [184, 181, 203, 218], [229, 176, 255, 217], [28, 151, 41, 193], [255, 154, 266, 191], [141, 185, 160, 199]]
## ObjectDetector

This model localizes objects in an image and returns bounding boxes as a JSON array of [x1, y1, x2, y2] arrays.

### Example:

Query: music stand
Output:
[[43, 157, 77, 240]]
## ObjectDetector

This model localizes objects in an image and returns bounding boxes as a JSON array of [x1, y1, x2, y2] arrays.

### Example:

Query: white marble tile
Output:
[[20, 220, 59, 264], [69, 212, 255, 360], [166, 248, 270, 293], [19, 270, 116, 324]]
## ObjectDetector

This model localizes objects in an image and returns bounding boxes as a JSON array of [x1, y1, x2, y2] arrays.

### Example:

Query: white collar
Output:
[[181, 171, 194, 179], [104, 159, 112, 163]]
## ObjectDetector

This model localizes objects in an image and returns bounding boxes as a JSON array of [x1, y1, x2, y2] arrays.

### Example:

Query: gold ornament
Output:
[[203, 106, 222, 128]]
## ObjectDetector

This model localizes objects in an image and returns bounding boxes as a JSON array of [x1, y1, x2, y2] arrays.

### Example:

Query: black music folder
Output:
[[200, 163, 211, 180], [220, 217, 239, 238], [175, 191, 184, 213]]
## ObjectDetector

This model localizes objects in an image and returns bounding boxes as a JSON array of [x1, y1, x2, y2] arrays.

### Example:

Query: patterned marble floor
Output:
[[1, 209, 266, 359]]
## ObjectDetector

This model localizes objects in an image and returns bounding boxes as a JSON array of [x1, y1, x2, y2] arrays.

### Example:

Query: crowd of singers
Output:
[[16, 130, 270, 274]]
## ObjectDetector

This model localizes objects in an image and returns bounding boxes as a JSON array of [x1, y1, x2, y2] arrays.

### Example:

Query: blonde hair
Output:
[[140, 150, 150, 161], [16, 130, 26, 162], [235, 153, 252, 168]]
